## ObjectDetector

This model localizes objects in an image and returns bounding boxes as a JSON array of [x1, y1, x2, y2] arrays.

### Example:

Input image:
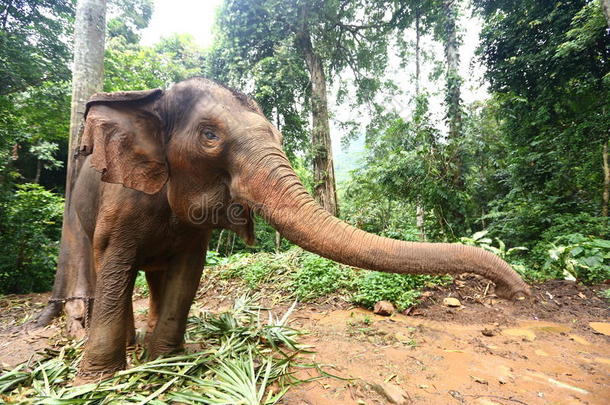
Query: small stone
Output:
[[449, 390, 464, 402], [471, 376, 488, 385], [374, 301, 396, 316], [589, 322, 610, 336], [372, 383, 409, 405], [569, 334, 590, 345], [534, 349, 549, 356], [498, 376, 508, 384], [481, 328, 495, 337], [443, 297, 461, 307]]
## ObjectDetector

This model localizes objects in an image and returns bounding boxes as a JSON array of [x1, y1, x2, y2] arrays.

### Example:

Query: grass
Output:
[[0, 295, 312, 404]]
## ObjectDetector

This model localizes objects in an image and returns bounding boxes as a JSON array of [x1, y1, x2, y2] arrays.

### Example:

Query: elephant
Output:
[[54, 77, 529, 381]]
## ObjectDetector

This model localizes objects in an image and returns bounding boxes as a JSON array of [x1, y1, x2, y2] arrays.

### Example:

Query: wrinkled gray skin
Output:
[[62, 78, 529, 382]]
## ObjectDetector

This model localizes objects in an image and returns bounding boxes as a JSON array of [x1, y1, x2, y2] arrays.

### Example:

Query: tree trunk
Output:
[[416, 204, 426, 241], [603, 138, 609, 217], [414, 11, 426, 241], [34, 0, 107, 330], [68, 0, 107, 164], [296, 29, 338, 216], [442, 0, 463, 186], [275, 231, 282, 253], [601, 0, 610, 28], [415, 11, 421, 98], [216, 229, 225, 252], [33, 159, 42, 184]]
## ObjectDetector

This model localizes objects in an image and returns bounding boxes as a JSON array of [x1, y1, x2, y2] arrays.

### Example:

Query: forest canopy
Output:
[[0, 0, 609, 294]]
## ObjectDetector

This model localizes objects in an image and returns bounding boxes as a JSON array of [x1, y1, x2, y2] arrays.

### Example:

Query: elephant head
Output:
[[81, 77, 530, 299]]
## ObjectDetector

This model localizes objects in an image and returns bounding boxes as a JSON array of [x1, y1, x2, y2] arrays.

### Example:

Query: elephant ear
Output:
[[80, 89, 167, 195]]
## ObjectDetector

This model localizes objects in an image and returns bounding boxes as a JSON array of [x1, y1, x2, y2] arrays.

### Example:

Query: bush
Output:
[[352, 272, 451, 311], [218, 249, 299, 288], [0, 184, 64, 294], [543, 233, 610, 284], [458, 230, 541, 281], [291, 252, 356, 301]]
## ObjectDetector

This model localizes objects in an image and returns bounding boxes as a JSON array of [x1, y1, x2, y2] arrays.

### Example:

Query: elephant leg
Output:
[[145, 270, 166, 335], [77, 244, 136, 381], [146, 249, 206, 358]]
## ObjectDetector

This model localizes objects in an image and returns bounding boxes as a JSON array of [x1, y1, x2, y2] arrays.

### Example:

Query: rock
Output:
[[534, 349, 549, 356], [481, 328, 495, 337], [443, 297, 461, 307], [471, 376, 488, 385], [449, 390, 464, 402], [372, 383, 409, 404], [589, 322, 610, 336], [374, 301, 395, 316]]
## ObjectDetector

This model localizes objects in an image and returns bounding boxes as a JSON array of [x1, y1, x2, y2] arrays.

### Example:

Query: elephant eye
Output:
[[203, 130, 218, 141]]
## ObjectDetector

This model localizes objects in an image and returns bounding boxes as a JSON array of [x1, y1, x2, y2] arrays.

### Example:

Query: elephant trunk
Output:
[[235, 147, 530, 299]]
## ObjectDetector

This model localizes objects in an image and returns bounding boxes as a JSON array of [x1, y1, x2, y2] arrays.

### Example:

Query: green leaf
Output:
[[591, 239, 610, 249], [471, 230, 489, 241]]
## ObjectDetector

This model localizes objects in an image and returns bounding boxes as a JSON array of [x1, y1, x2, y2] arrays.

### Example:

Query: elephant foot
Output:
[[147, 336, 184, 359], [148, 344, 184, 359], [73, 366, 122, 385], [77, 354, 126, 385]]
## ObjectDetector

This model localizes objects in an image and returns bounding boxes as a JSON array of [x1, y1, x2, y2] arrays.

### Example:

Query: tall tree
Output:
[[601, 0, 610, 27], [475, 0, 610, 243], [68, 0, 107, 165], [440, 0, 463, 187], [104, 33, 207, 91], [37, 0, 108, 334], [0, 0, 74, 95], [294, 24, 338, 214], [213, 0, 403, 216], [0, 0, 73, 189]]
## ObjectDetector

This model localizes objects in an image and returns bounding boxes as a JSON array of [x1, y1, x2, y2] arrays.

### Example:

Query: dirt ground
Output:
[[1, 276, 609, 405]]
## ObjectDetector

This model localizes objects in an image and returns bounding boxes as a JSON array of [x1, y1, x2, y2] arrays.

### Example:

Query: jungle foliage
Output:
[[0, 0, 608, 296]]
